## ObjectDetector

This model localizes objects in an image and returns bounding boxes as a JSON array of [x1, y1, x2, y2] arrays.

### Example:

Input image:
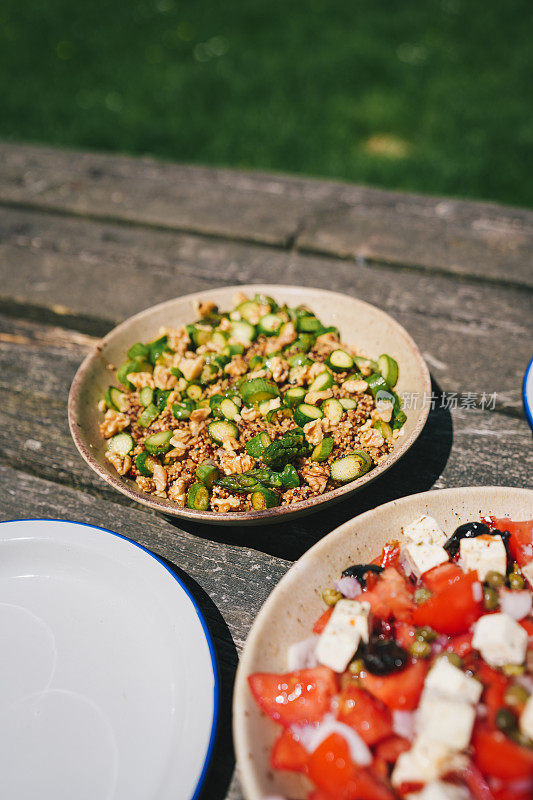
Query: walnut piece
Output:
[[105, 451, 131, 475], [224, 357, 249, 377], [240, 405, 260, 422], [374, 400, 394, 423], [265, 321, 296, 354], [189, 407, 211, 437], [194, 300, 217, 318], [343, 379, 368, 394], [303, 418, 324, 446], [313, 332, 340, 355], [211, 495, 241, 512], [359, 428, 385, 448], [99, 409, 130, 438], [178, 355, 204, 382], [152, 463, 168, 494], [305, 389, 333, 405], [268, 356, 289, 383], [127, 372, 155, 390], [153, 365, 178, 391], [168, 478, 188, 506], [301, 463, 330, 494]]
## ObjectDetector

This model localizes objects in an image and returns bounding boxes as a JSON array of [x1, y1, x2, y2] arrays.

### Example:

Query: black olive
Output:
[[362, 638, 409, 675], [443, 521, 491, 557], [341, 563, 384, 587]]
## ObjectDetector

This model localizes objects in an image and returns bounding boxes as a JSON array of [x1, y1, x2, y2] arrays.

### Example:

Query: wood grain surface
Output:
[[0, 142, 531, 800]]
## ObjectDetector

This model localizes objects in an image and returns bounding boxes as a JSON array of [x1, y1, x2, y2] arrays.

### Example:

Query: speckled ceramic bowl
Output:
[[68, 285, 430, 525], [233, 486, 533, 799]]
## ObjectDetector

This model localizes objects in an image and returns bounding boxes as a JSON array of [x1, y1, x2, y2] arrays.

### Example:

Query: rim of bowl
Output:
[[232, 485, 533, 798], [68, 285, 431, 524]]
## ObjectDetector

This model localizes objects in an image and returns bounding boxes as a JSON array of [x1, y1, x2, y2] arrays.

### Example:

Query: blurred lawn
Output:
[[1, 0, 532, 207]]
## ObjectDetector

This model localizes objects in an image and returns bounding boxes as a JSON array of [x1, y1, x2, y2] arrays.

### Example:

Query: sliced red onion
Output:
[[293, 713, 372, 765], [334, 575, 362, 599], [517, 673, 533, 693], [392, 710, 415, 740], [499, 589, 532, 621], [471, 581, 483, 602], [287, 636, 319, 671]]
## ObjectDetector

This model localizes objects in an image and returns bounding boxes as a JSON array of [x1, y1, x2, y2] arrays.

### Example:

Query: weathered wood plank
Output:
[[0, 463, 283, 800], [0, 208, 529, 410], [1, 142, 532, 286], [0, 315, 530, 564]]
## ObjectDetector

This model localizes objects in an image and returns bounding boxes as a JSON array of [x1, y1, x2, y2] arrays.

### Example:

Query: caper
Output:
[[496, 707, 517, 733], [415, 626, 437, 643], [483, 585, 500, 611], [410, 640, 432, 659], [502, 663, 525, 677], [322, 588, 342, 606], [485, 570, 506, 589], [348, 658, 365, 675], [440, 652, 463, 669], [504, 684, 530, 707], [508, 572, 525, 591], [414, 587, 432, 605]]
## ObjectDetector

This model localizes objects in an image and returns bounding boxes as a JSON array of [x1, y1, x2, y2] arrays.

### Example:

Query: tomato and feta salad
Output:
[[248, 515, 533, 800]]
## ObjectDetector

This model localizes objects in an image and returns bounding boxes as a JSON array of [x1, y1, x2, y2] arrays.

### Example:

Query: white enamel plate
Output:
[[0, 519, 218, 800]]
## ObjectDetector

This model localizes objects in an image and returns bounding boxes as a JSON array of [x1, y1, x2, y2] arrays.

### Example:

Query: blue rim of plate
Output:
[[523, 357, 533, 432], [0, 518, 219, 800]]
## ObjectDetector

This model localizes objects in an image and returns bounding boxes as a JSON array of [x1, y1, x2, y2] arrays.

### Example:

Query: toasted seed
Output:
[[348, 658, 365, 675]]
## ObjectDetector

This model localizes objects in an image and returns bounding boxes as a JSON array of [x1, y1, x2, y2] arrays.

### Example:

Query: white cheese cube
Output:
[[519, 695, 533, 740], [459, 535, 507, 581], [410, 781, 470, 800], [315, 600, 370, 673], [472, 612, 528, 667], [424, 657, 483, 705], [402, 515, 448, 547], [403, 542, 449, 578], [522, 560, 533, 587], [391, 738, 457, 787], [417, 695, 476, 751]]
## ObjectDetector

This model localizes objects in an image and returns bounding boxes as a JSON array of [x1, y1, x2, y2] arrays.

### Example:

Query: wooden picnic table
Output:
[[0, 142, 532, 799]]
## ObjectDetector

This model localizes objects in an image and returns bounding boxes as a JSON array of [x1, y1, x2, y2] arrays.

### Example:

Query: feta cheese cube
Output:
[[472, 612, 528, 667], [417, 694, 476, 750], [519, 695, 533, 740], [402, 515, 448, 547], [391, 738, 457, 787], [410, 781, 470, 800], [403, 542, 449, 578], [423, 657, 483, 705], [459, 535, 507, 581], [522, 560, 533, 587], [315, 600, 370, 673]]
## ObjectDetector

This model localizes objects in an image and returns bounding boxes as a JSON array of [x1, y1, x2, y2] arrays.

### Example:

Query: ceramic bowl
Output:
[[233, 486, 533, 799], [69, 285, 430, 525]]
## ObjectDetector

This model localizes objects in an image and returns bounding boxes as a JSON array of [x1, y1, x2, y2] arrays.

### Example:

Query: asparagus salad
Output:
[[98, 292, 407, 513]]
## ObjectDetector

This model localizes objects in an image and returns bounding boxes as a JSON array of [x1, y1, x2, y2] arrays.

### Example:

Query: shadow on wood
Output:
[[156, 555, 237, 800], [170, 378, 452, 562]]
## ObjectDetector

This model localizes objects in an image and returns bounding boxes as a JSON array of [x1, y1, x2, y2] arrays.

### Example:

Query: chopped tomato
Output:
[[307, 733, 396, 800], [359, 659, 427, 711], [491, 518, 533, 567], [476, 662, 509, 725], [413, 571, 483, 634], [520, 617, 533, 642], [313, 607, 334, 634], [336, 686, 393, 745], [446, 632, 474, 658], [394, 621, 416, 650], [374, 541, 401, 569], [423, 562, 463, 592], [375, 734, 411, 762], [270, 729, 309, 773], [248, 666, 337, 727], [362, 568, 415, 623], [491, 780, 533, 800], [473, 724, 533, 780]]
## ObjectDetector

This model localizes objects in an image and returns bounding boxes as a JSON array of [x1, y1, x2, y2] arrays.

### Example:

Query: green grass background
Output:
[[1, 0, 532, 206]]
